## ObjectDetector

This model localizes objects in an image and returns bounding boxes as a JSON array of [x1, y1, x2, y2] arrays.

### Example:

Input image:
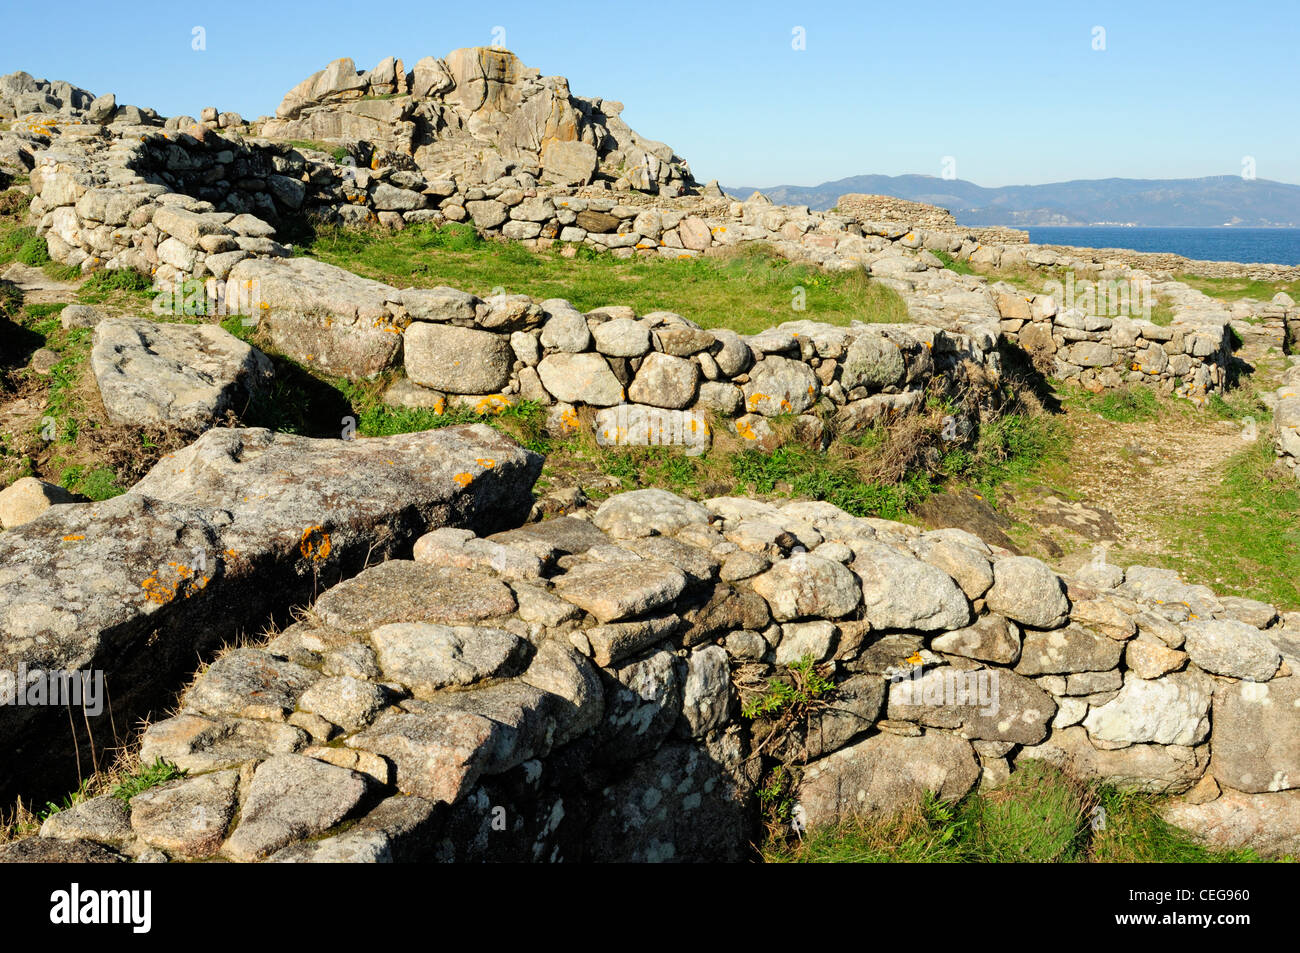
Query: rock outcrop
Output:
[[262, 49, 695, 195]]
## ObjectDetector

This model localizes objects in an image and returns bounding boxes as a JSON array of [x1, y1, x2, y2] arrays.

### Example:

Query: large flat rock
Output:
[[91, 317, 273, 431], [230, 256, 403, 379], [0, 424, 541, 804]]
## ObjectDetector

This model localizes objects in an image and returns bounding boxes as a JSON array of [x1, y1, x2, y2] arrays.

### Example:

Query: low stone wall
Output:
[[991, 285, 1232, 396], [965, 244, 1242, 397], [0, 426, 540, 805], [1272, 358, 1300, 480], [1035, 243, 1300, 283], [230, 254, 1001, 453], [11, 114, 1248, 407], [7, 486, 1298, 862]]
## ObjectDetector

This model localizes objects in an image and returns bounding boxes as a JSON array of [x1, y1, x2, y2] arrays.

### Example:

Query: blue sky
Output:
[[2, 0, 1295, 188]]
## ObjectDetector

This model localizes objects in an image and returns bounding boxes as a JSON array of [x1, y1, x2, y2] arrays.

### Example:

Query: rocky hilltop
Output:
[[263, 48, 697, 193]]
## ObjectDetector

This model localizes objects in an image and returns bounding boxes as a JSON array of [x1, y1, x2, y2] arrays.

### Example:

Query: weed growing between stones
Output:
[[741, 655, 837, 836], [932, 249, 976, 276], [763, 761, 1274, 863], [109, 759, 186, 804]]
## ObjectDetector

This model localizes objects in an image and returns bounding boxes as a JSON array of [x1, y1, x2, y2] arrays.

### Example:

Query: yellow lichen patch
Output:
[[300, 525, 332, 562], [736, 420, 758, 441], [474, 395, 512, 415], [905, 651, 924, 666], [475, 458, 497, 469], [453, 472, 474, 488], [61, 535, 85, 542], [140, 572, 176, 605], [747, 392, 768, 410]]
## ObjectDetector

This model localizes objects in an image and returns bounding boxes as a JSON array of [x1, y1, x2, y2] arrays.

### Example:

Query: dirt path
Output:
[[1004, 342, 1287, 572], [1, 262, 80, 304]]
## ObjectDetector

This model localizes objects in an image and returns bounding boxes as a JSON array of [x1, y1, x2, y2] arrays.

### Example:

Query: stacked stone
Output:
[[1271, 356, 1300, 479], [1034, 242, 1300, 284], [4, 69, 1247, 401], [983, 251, 1235, 396], [8, 486, 1297, 862], [226, 254, 1000, 451], [0, 426, 543, 809], [1227, 292, 1298, 353], [27, 131, 290, 280]]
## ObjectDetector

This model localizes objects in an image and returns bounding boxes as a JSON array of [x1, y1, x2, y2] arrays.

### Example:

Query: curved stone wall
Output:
[[7, 486, 1297, 861]]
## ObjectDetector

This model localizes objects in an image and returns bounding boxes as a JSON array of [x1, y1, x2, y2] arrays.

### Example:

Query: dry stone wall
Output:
[[232, 253, 1002, 453], [10, 103, 1247, 412], [1272, 357, 1300, 479], [0, 425, 540, 805], [7, 485, 1299, 862]]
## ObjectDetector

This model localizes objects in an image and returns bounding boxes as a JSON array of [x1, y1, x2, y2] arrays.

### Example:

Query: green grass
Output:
[[1060, 383, 1162, 423], [40, 327, 93, 442], [77, 268, 153, 304], [1148, 293, 1176, 327], [109, 759, 186, 804], [580, 397, 1060, 521], [765, 760, 1273, 863], [280, 139, 349, 164], [302, 223, 910, 336], [932, 249, 976, 276], [59, 464, 126, 502], [1088, 785, 1269, 863], [1154, 440, 1300, 609], [1175, 273, 1300, 304], [282, 138, 334, 155]]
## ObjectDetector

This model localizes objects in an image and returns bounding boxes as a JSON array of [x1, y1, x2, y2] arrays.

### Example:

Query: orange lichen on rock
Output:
[[299, 525, 332, 561]]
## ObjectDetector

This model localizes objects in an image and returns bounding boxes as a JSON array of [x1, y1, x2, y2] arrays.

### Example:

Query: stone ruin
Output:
[[3, 54, 1300, 863], [2, 452, 1299, 861]]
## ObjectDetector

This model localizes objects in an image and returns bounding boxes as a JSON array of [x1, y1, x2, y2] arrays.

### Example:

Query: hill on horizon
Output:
[[720, 173, 1300, 228]]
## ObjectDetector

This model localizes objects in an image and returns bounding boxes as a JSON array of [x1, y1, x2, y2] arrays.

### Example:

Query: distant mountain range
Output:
[[719, 174, 1300, 227]]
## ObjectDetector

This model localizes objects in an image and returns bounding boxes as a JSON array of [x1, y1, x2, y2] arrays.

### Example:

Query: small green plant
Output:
[[62, 465, 125, 502], [932, 249, 976, 276], [16, 232, 49, 266], [36, 778, 95, 822], [755, 765, 798, 824], [742, 655, 835, 721], [110, 759, 186, 803], [78, 268, 153, 303]]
